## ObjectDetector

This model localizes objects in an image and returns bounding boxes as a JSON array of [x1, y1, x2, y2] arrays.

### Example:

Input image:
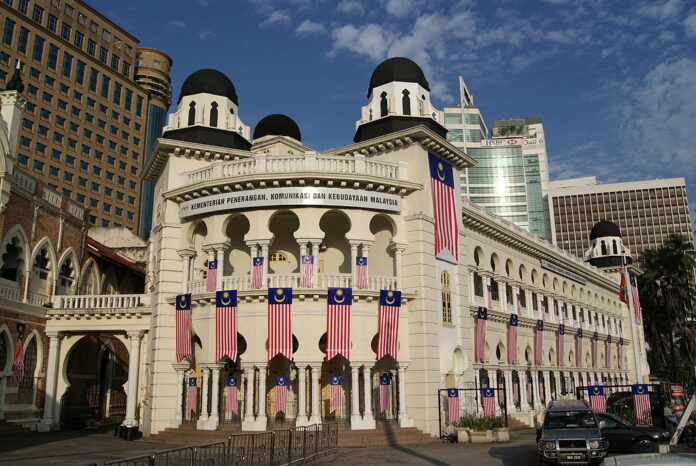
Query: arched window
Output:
[[531, 292, 538, 311], [612, 240, 618, 254], [20, 337, 37, 389], [32, 248, 50, 280], [600, 240, 607, 255], [188, 101, 196, 126], [506, 283, 514, 305], [402, 89, 411, 115], [489, 278, 499, 301], [56, 258, 74, 295], [0, 237, 23, 282], [210, 102, 218, 127], [269, 252, 288, 263], [0, 331, 7, 372], [441, 271, 452, 324], [380, 91, 388, 117]]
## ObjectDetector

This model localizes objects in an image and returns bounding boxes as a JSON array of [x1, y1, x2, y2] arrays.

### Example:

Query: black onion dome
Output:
[[589, 220, 622, 240], [177, 69, 238, 105], [253, 114, 301, 141], [368, 57, 430, 97]]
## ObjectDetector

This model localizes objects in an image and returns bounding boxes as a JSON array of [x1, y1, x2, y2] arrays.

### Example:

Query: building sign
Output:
[[179, 187, 401, 218], [540, 259, 587, 285], [479, 138, 544, 147]]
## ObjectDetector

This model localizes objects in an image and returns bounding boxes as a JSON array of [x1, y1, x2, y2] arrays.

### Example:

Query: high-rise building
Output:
[[443, 77, 552, 240], [0, 0, 171, 231], [549, 176, 693, 260]]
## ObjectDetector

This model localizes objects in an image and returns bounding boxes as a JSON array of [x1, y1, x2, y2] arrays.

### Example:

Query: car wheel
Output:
[[632, 437, 653, 453]]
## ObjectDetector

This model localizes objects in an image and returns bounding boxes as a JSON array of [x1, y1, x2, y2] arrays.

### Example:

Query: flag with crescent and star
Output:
[[300, 255, 314, 288], [475, 307, 488, 363], [557, 323, 565, 367], [206, 259, 218, 292], [538, 374, 545, 403], [355, 256, 368, 289], [276, 376, 289, 414], [175, 294, 192, 362], [592, 330, 599, 367], [617, 337, 623, 369], [215, 290, 238, 362], [481, 388, 496, 418], [508, 313, 518, 365], [576, 328, 583, 367], [632, 384, 652, 426], [447, 388, 459, 424], [428, 153, 459, 264], [630, 274, 642, 324], [251, 256, 264, 289], [225, 377, 239, 414], [534, 319, 544, 366], [268, 288, 292, 360], [486, 284, 493, 310], [497, 376, 505, 406], [186, 377, 198, 414], [379, 374, 392, 413], [605, 335, 612, 368], [377, 290, 401, 360], [526, 376, 533, 404], [329, 375, 343, 414], [512, 376, 520, 406], [12, 322, 25, 382], [326, 288, 352, 361], [588, 385, 606, 412]]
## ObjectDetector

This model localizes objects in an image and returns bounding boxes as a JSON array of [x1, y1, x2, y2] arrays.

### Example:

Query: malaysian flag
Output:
[[617, 338, 623, 369], [268, 288, 292, 360], [605, 335, 612, 368], [481, 375, 489, 388], [508, 314, 518, 364], [588, 385, 606, 412], [630, 274, 642, 324], [225, 377, 239, 414], [329, 375, 343, 414], [447, 388, 459, 424], [534, 320, 544, 365], [428, 153, 459, 264], [526, 376, 533, 404], [475, 307, 488, 363], [176, 294, 192, 362], [539, 375, 545, 403], [619, 257, 629, 306], [251, 257, 264, 289], [497, 376, 505, 406], [557, 324, 565, 367], [377, 290, 401, 360], [276, 376, 288, 414], [186, 377, 198, 414], [327, 288, 352, 361], [540, 298, 546, 320], [592, 331, 598, 367], [300, 255, 314, 288], [216, 290, 238, 362], [379, 374, 391, 412], [355, 256, 368, 289], [12, 322, 24, 382], [633, 384, 652, 426], [576, 329, 583, 367], [481, 388, 496, 418], [512, 376, 520, 406], [486, 284, 493, 310], [206, 260, 218, 292]]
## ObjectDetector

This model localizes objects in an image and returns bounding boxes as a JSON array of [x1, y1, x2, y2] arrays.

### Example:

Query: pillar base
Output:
[[197, 417, 218, 430], [295, 416, 312, 426], [308, 415, 321, 425], [169, 417, 183, 428], [398, 415, 413, 428], [37, 418, 54, 432], [351, 417, 376, 430], [242, 418, 267, 431]]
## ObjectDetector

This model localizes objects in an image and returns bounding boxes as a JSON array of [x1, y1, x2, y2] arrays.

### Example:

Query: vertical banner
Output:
[[496, 376, 505, 406], [276, 376, 288, 414], [251, 257, 264, 289], [300, 255, 314, 288], [481, 388, 496, 418], [176, 294, 192, 362], [630, 275, 642, 324], [428, 153, 459, 264], [377, 290, 401, 360], [617, 337, 623, 369], [447, 388, 460, 424], [186, 377, 198, 414], [379, 374, 391, 413], [512, 376, 520, 406], [225, 377, 239, 414], [215, 290, 238, 362], [605, 335, 612, 368], [632, 384, 652, 426], [534, 320, 544, 365], [206, 260, 218, 292], [329, 375, 343, 414], [12, 322, 25, 382], [475, 307, 488, 363], [507, 314, 519, 364], [619, 257, 629, 306], [326, 288, 352, 361], [355, 256, 368, 289], [486, 284, 493, 310], [588, 385, 606, 412], [268, 288, 292, 360], [557, 324, 565, 367], [576, 329, 583, 367], [592, 331, 599, 367], [526, 376, 533, 405]]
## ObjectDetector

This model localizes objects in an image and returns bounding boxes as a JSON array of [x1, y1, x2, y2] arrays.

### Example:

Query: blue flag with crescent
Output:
[[537, 320, 544, 331], [379, 290, 401, 307], [447, 388, 458, 398], [481, 387, 494, 398], [269, 288, 292, 304], [276, 376, 288, 386], [176, 293, 191, 310], [589, 385, 604, 396], [216, 290, 237, 308], [328, 288, 352, 306], [577, 328, 583, 338], [329, 375, 342, 386], [509, 313, 518, 326], [428, 153, 455, 188], [632, 384, 648, 395], [16, 322, 25, 338], [226, 376, 238, 387], [253, 257, 264, 266], [188, 377, 197, 386], [477, 307, 488, 320], [559, 324, 565, 335], [379, 374, 391, 385]]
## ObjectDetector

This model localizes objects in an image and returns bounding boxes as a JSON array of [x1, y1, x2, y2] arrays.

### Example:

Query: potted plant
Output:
[[489, 417, 509, 442], [456, 415, 499, 443]]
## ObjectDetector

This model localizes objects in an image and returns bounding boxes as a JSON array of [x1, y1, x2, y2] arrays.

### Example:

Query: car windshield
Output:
[[545, 411, 598, 429]]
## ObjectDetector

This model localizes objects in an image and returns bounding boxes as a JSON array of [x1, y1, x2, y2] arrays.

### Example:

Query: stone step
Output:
[[0, 419, 33, 435]]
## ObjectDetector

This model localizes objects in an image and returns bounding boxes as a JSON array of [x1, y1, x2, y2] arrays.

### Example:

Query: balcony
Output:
[[48, 294, 152, 320]]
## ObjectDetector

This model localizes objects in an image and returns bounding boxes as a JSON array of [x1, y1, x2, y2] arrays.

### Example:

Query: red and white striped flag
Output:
[[268, 288, 292, 360], [186, 377, 198, 414], [539, 376, 545, 403], [475, 307, 488, 363], [617, 338, 623, 369], [486, 284, 493, 310], [225, 377, 239, 414], [512, 376, 520, 406], [632, 384, 652, 426], [300, 255, 314, 288], [206, 260, 218, 292], [326, 288, 351, 361], [275, 376, 288, 414], [619, 256, 629, 306], [576, 329, 583, 367], [592, 331, 598, 367], [557, 324, 565, 367], [215, 290, 238, 362], [481, 388, 496, 418], [355, 256, 368, 289], [379, 374, 391, 412], [605, 335, 612, 368], [526, 376, 533, 404], [12, 341, 23, 382], [377, 290, 400, 360], [588, 385, 606, 412], [534, 320, 544, 365], [251, 257, 264, 289], [176, 294, 192, 362], [630, 274, 642, 324], [447, 388, 459, 424], [497, 376, 505, 406], [507, 313, 518, 364], [516, 292, 522, 315], [329, 375, 343, 414], [428, 154, 459, 264]]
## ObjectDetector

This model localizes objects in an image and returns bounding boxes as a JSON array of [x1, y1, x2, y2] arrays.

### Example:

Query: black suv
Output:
[[537, 400, 609, 465]]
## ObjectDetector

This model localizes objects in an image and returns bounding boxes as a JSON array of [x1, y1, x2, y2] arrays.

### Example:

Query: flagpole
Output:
[[623, 254, 643, 383]]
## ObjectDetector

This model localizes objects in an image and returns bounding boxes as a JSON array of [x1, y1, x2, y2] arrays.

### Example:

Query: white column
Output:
[[504, 370, 515, 412], [243, 366, 255, 424], [296, 365, 308, 425], [350, 365, 360, 425], [468, 270, 476, 306], [197, 366, 210, 428], [208, 364, 222, 429], [171, 364, 188, 427], [545, 370, 553, 402], [498, 280, 507, 313], [553, 371, 561, 401], [362, 244, 370, 288], [350, 242, 358, 287], [512, 285, 520, 316], [525, 289, 532, 318], [393, 245, 405, 290], [360, 364, 376, 429], [38, 332, 62, 432], [261, 243, 270, 287], [531, 369, 540, 409], [122, 331, 143, 428], [397, 364, 412, 427], [309, 364, 321, 424], [311, 243, 319, 289], [216, 248, 224, 291], [519, 372, 530, 411], [179, 251, 193, 293], [258, 365, 267, 421]]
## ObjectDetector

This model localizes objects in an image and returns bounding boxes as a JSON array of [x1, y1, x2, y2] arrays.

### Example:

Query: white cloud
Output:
[[198, 30, 216, 40], [168, 20, 186, 31], [330, 23, 395, 61], [384, 0, 419, 18], [261, 10, 291, 28], [296, 19, 326, 35], [637, 0, 683, 21], [683, 13, 696, 37], [337, 0, 364, 15]]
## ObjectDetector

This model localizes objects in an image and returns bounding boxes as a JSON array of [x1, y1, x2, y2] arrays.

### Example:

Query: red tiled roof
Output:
[[86, 237, 146, 276]]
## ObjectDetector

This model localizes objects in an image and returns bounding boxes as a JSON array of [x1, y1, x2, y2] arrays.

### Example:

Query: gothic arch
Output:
[[56, 247, 80, 295], [0, 224, 30, 272], [0, 324, 13, 373]]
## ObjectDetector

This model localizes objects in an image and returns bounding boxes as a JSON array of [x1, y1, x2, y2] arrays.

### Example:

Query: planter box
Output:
[[469, 430, 493, 443], [492, 427, 509, 442], [456, 428, 470, 443]]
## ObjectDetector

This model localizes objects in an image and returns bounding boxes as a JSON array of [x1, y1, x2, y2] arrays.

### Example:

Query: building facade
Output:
[[443, 78, 552, 241], [0, 0, 171, 231], [549, 176, 693, 260]]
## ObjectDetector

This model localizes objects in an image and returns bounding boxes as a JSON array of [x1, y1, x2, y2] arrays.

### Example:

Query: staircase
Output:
[[0, 419, 33, 435], [147, 422, 242, 445], [508, 411, 537, 429]]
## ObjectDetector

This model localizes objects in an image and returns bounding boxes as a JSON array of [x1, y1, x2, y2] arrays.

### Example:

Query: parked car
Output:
[[596, 412, 670, 453], [606, 391, 665, 427], [537, 400, 608, 465]]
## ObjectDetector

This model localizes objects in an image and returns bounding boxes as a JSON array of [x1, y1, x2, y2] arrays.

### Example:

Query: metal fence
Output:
[[89, 423, 337, 466]]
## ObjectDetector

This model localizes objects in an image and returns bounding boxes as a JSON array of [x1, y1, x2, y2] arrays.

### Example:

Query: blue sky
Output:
[[93, 0, 696, 219]]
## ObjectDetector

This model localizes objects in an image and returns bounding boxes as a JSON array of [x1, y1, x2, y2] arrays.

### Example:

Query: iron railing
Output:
[[93, 423, 338, 466]]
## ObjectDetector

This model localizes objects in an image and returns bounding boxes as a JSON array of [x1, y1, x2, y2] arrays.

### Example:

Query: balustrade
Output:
[[54, 294, 150, 309], [27, 291, 49, 306], [0, 279, 20, 301]]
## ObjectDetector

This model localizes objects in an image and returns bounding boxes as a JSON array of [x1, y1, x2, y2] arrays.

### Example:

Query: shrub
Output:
[[456, 414, 504, 431]]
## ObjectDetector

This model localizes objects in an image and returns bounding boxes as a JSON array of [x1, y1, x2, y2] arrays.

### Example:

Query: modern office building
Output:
[[443, 78, 552, 240], [0, 0, 171, 231], [549, 176, 693, 260]]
